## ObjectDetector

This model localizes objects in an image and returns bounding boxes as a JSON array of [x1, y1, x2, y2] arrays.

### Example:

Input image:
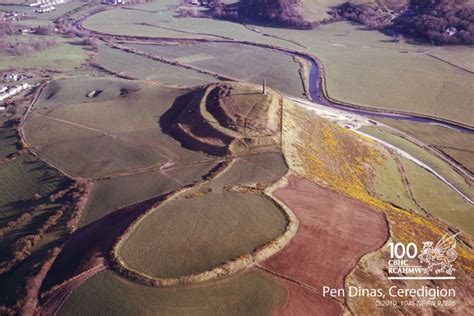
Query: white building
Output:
[[4, 73, 25, 82], [36, 5, 56, 13], [102, 0, 124, 4], [446, 27, 457, 37], [0, 83, 30, 103], [31, 0, 66, 6]]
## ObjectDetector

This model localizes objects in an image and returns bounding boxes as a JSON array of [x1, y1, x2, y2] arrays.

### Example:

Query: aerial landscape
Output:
[[0, 0, 472, 315]]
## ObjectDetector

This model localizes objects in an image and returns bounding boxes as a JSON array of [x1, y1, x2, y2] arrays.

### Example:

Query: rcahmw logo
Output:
[[386, 233, 459, 280]]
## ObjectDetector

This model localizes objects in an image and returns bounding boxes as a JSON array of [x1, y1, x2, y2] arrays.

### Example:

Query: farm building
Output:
[[4, 73, 26, 82], [36, 5, 56, 13], [102, 0, 125, 5], [0, 83, 30, 103], [30, 0, 67, 6]]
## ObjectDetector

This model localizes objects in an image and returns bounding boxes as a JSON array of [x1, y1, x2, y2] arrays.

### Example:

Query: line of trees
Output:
[[0, 208, 64, 275], [0, 212, 34, 239]]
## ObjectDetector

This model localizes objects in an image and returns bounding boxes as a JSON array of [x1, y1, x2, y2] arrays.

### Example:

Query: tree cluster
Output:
[[35, 25, 55, 35], [392, 0, 474, 44], [238, 0, 312, 29], [334, 0, 473, 44], [332, 3, 393, 29], [0, 26, 57, 57]]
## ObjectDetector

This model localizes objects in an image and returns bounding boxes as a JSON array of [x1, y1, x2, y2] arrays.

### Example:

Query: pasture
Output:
[[360, 125, 473, 200], [374, 118, 474, 174], [400, 157, 474, 236], [0, 154, 69, 220], [118, 191, 287, 278], [83, 3, 474, 125], [354, 125, 473, 235], [0, 38, 88, 71], [0, 199, 67, 307], [0, 152, 71, 307], [79, 161, 218, 227], [367, 152, 421, 213], [0, 122, 18, 159], [197, 152, 288, 191], [94, 44, 218, 85], [128, 42, 306, 97], [24, 78, 211, 178], [36, 77, 146, 108], [24, 113, 168, 179], [57, 269, 287, 316]]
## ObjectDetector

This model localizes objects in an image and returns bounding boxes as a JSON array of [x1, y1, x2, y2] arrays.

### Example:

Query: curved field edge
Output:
[[79, 11, 474, 130], [55, 268, 288, 316], [109, 159, 299, 287]]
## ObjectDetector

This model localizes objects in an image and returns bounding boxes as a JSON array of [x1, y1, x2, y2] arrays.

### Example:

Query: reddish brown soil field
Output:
[[263, 175, 388, 313]]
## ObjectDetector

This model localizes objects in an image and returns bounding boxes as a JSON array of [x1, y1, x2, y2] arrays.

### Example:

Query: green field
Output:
[[368, 152, 421, 213], [128, 42, 305, 97], [0, 154, 69, 221], [0, 200, 68, 307], [400, 157, 474, 236], [118, 191, 287, 278], [203, 153, 288, 189], [58, 269, 287, 316], [360, 125, 473, 200], [0, 122, 18, 159], [0, 151, 71, 307], [362, 129, 473, 235], [373, 118, 474, 174], [83, 4, 474, 126], [79, 161, 218, 227], [68, 4, 106, 20], [24, 78, 211, 178], [36, 77, 146, 108], [24, 113, 168, 179], [0, 38, 88, 71], [94, 43, 218, 85]]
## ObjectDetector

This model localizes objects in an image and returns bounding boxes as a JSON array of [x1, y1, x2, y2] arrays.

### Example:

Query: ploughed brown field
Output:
[[261, 175, 389, 313]]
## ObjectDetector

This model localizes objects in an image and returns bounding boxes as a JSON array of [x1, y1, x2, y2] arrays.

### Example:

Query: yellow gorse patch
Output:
[[284, 103, 474, 273]]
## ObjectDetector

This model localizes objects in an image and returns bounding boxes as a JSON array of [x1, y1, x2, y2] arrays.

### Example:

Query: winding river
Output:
[[301, 56, 474, 135]]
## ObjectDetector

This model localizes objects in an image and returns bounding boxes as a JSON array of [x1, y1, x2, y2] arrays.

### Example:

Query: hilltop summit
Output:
[[164, 82, 284, 156]]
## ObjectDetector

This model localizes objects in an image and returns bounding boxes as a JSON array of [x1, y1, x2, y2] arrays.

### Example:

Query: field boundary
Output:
[[77, 14, 474, 131], [107, 159, 299, 287]]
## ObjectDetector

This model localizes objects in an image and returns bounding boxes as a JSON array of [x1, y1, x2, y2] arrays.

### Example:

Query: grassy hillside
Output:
[[24, 78, 211, 178], [118, 191, 287, 278], [57, 269, 287, 316], [79, 161, 218, 228]]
